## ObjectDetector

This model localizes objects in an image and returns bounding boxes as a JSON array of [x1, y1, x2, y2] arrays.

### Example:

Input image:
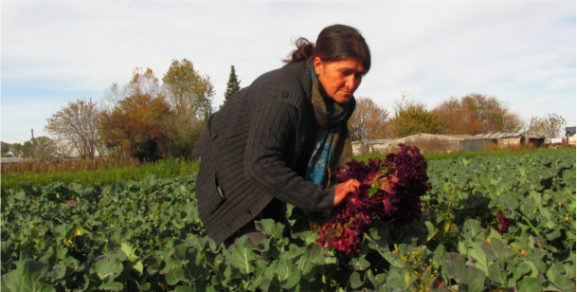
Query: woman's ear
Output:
[[313, 57, 323, 75]]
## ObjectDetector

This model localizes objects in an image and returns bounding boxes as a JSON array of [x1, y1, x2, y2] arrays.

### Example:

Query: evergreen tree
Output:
[[221, 65, 241, 109]]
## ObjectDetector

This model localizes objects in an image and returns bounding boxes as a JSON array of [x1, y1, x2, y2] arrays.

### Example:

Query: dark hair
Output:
[[284, 24, 371, 73]]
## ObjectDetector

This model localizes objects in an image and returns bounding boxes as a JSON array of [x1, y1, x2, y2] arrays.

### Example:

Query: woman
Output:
[[192, 24, 370, 247]]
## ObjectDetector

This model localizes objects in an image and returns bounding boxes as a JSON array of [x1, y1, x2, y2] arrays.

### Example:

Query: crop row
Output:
[[0, 159, 199, 197], [1, 151, 575, 291]]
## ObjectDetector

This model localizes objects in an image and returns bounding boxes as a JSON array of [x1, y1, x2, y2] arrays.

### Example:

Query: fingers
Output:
[[334, 179, 361, 206], [348, 178, 361, 189]]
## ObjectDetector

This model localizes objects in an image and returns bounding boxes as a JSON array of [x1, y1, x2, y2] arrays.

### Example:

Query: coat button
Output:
[[282, 91, 289, 98]]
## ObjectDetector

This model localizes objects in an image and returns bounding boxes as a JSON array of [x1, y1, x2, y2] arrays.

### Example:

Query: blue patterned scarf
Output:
[[305, 65, 349, 187]]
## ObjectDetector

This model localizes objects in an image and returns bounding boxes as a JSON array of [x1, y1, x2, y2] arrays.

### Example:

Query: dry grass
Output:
[[1, 157, 140, 174]]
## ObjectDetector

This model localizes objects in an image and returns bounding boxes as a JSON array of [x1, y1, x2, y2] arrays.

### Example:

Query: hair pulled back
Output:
[[284, 24, 371, 73]]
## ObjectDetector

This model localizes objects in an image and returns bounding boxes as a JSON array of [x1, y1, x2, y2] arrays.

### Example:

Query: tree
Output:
[[162, 59, 215, 118], [1, 142, 12, 157], [388, 92, 440, 138], [432, 93, 523, 135], [161, 59, 215, 158], [431, 97, 468, 134], [221, 65, 241, 109], [101, 83, 125, 113], [526, 113, 567, 138], [98, 93, 172, 162], [45, 98, 102, 159], [22, 136, 59, 161], [163, 111, 206, 158], [126, 67, 162, 98], [348, 97, 389, 140], [10, 143, 23, 158]]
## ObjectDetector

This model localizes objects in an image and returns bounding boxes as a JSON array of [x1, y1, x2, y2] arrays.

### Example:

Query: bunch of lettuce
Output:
[[316, 144, 431, 253]]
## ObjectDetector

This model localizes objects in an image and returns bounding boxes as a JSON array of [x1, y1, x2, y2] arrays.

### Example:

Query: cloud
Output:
[[1, 1, 575, 143]]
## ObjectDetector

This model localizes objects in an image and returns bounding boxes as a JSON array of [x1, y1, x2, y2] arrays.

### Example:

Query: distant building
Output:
[[566, 127, 576, 147], [353, 134, 494, 155], [0, 157, 24, 164], [352, 139, 391, 156], [475, 132, 545, 149]]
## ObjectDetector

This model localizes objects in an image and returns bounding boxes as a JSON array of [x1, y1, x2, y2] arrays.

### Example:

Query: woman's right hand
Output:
[[334, 179, 361, 206]]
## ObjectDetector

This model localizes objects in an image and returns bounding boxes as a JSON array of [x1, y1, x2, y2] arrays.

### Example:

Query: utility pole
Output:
[[31, 129, 36, 160]]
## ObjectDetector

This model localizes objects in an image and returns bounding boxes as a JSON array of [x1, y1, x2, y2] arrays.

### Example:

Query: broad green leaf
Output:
[[488, 261, 507, 286], [120, 242, 139, 262], [467, 243, 488, 276], [517, 276, 542, 292], [480, 238, 511, 261], [94, 255, 123, 280], [350, 271, 364, 289], [325, 256, 338, 265], [464, 265, 486, 292], [445, 253, 467, 281], [277, 259, 300, 289], [1, 260, 56, 292], [281, 244, 305, 260], [551, 273, 575, 291], [174, 286, 195, 292], [384, 267, 408, 291], [513, 261, 532, 280], [432, 244, 447, 278], [229, 236, 259, 274], [99, 281, 124, 291], [297, 243, 324, 274], [166, 267, 185, 285], [384, 249, 405, 268], [45, 265, 67, 280], [120, 243, 144, 274], [351, 256, 371, 271], [255, 219, 285, 239]]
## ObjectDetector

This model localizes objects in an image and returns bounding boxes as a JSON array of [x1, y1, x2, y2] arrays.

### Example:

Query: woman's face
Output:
[[314, 57, 366, 104]]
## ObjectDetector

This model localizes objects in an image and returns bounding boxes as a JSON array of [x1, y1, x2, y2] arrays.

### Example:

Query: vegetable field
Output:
[[1, 151, 575, 291]]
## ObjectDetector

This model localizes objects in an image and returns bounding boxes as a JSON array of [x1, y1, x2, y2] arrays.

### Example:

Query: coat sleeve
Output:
[[244, 90, 335, 216]]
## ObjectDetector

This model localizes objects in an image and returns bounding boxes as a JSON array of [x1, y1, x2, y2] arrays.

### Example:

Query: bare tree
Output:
[[45, 98, 102, 159], [527, 113, 567, 138], [126, 67, 162, 98], [348, 97, 389, 140], [100, 83, 125, 113]]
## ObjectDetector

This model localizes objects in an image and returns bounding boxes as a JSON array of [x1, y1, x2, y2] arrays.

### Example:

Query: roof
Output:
[[475, 132, 524, 139], [566, 126, 576, 133], [403, 133, 490, 141], [476, 132, 547, 139], [352, 139, 391, 145], [376, 133, 494, 147], [0, 157, 24, 163]]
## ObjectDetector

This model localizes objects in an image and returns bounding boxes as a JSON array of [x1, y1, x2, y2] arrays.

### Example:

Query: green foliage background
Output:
[[1, 150, 575, 291]]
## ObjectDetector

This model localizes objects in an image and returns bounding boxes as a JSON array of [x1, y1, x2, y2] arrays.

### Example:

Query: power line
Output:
[[0, 137, 28, 143], [1, 131, 31, 137]]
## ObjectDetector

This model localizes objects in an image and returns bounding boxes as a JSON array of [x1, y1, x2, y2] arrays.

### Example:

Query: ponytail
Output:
[[283, 37, 314, 64]]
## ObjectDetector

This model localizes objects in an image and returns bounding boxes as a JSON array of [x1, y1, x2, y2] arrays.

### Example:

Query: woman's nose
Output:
[[345, 76, 355, 90], [345, 75, 361, 90]]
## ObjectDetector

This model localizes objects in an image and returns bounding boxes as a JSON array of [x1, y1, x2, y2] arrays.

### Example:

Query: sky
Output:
[[2, 1, 576, 144]]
